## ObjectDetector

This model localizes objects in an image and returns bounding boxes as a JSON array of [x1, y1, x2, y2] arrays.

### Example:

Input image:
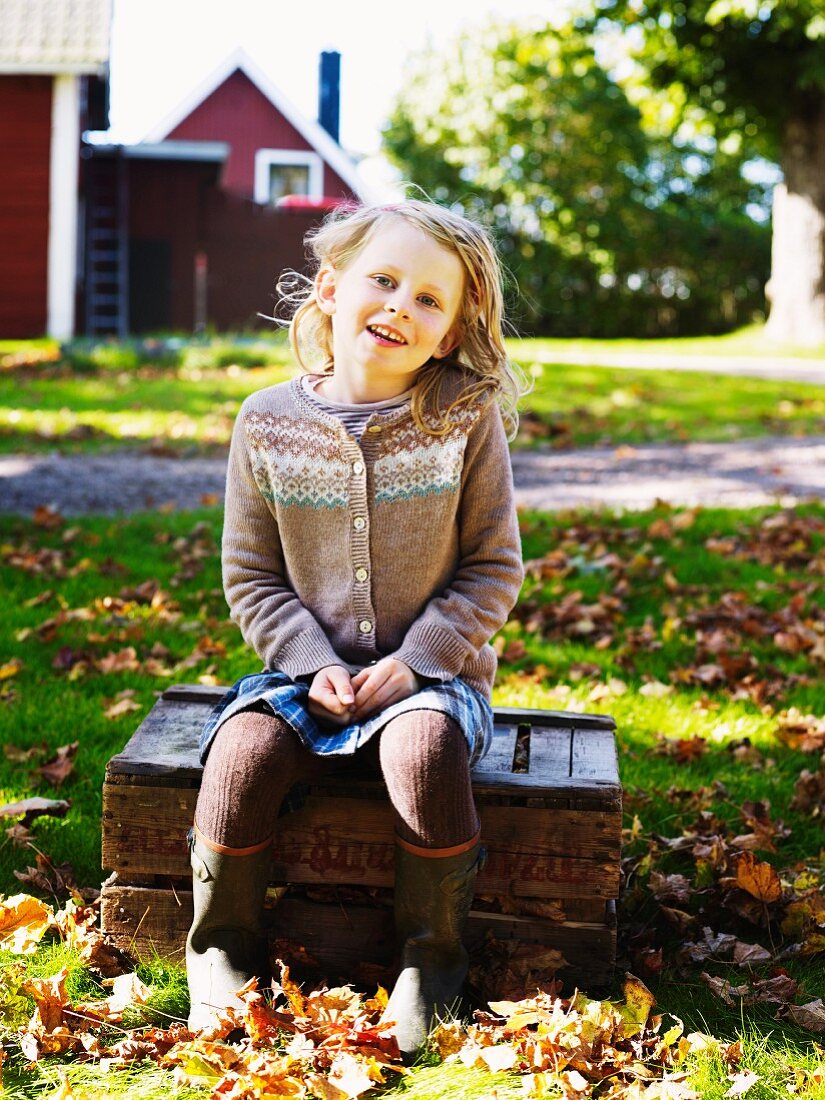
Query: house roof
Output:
[[87, 139, 230, 163], [140, 47, 379, 204], [0, 0, 111, 74]]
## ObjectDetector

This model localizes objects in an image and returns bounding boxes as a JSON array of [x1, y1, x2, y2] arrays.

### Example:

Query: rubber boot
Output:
[[185, 825, 272, 1032], [382, 834, 484, 1062]]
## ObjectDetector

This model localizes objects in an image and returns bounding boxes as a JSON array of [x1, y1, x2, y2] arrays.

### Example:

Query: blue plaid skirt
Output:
[[199, 670, 494, 768]]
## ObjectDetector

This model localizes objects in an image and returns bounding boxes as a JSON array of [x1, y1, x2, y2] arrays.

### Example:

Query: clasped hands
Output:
[[307, 657, 420, 726]]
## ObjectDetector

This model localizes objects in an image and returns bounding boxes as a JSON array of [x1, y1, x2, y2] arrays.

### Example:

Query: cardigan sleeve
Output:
[[221, 407, 343, 678], [389, 401, 524, 681]]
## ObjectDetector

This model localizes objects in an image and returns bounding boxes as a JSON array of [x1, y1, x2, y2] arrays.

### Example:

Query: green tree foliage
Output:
[[588, 0, 825, 342], [592, 0, 825, 148], [383, 20, 770, 337]]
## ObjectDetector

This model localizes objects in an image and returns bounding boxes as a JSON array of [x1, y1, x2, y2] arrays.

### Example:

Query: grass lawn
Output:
[[523, 324, 825, 360], [1, 330, 824, 454], [1, 501, 823, 1097]]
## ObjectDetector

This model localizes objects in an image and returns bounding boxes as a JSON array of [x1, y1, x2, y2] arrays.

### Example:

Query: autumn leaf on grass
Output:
[[5, 739, 47, 762], [6, 822, 33, 847], [654, 736, 707, 764], [0, 796, 70, 825], [14, 852, 84, 902], [325, 1049, 386, 1098], [35, 741, 78, 787], [736, 852, 782, 903], [54, 900, 128, 978], [20, 966, 80, 1059], [791, 766, 825, 816], [725, 1071, 760, 1097], [701, 973, 750, 1007], [96, 646, 140, 674], [163, 1038, 241, 1090], [731, 941, 772, 968], [104, 690, 142, 720], [0, 893, 53, 953], [96, 972, 153, 1021], [0, 657, 23, 680], [32, 504, 64, 528], [620, 973, 656, 1035], [783, 999, 825, 1034], [776, 709, 825, 753], [781, 894, 825, 956]]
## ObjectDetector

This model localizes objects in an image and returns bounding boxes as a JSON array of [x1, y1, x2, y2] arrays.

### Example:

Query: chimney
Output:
[[318, 50, 340, 144]]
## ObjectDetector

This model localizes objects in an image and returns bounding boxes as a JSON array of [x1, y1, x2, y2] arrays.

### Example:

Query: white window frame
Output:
[[253, 149, 324, 204]]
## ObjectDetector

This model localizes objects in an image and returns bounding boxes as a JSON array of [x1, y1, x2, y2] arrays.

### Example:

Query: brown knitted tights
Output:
[[194, 707, 478, 851], [377, 710, 479, 848]]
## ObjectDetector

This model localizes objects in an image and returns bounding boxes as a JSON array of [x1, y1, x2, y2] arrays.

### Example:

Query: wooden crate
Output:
[[101, 684, 621, 988]]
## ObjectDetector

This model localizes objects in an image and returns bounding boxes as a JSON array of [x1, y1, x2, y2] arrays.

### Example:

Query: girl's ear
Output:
[[433, 323, 463, 360], [314, 267, 337, 315]]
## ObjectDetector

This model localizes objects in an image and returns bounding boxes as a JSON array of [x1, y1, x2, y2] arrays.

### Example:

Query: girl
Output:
[[186, 199, 525, 1058]]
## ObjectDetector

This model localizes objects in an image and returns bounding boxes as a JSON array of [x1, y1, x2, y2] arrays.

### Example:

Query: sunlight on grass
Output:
[[1, 501, 824, 1098]]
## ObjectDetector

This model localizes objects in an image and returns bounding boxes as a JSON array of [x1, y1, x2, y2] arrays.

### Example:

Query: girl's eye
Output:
[[418, 295, 439, 308], [373, 275, 393, 288]]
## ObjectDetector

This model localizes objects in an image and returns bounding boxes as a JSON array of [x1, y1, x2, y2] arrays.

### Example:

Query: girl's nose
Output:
[[385, 298, 411, 320]]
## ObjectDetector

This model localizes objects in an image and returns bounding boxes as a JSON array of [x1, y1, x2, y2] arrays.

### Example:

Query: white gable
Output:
[[139, 47, 378, 203]]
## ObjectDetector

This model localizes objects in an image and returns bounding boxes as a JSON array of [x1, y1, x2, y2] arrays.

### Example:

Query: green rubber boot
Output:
[[185, 826, 272, 1032], [382, 837, 484, 1062]]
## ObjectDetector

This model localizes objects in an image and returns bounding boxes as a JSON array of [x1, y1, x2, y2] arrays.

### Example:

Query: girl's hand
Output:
[[350, 658, 421, 721], [308, 665, 356, 726]]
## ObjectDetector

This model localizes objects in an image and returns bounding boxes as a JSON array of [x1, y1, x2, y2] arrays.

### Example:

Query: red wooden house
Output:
[[83, 48, 376, 334], [0, 0, 110, 339]]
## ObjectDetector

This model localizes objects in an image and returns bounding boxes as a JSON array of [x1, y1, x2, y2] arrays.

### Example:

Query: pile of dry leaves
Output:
[[1, 892, 797, 1100]]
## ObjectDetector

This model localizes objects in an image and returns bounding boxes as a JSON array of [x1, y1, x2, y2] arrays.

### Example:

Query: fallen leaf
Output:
[[35, 742, 79, 788], [6, 822, 33, 847], [96, 646, 140, 674], [736, 852, 782, 903], [102, 972, 153, 1018], [622, 972, 656, 1030], [0, 797, 70, 824], [104, 696, 142, 720], [4, 740, 47, 762], [732, 940, 772, 967], [32, 504, 64, 528], [725, 1070, 759, 1097], [700, 972, 750, 1007], [0, 894, 53, 953], [785, 999, 825, 1033]]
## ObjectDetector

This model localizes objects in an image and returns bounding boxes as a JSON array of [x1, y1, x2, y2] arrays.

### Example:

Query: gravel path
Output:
[[1, 435, 824, 516]]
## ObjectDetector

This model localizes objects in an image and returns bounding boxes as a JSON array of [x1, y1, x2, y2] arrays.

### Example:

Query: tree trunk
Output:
[[765, 97, 825, 346]]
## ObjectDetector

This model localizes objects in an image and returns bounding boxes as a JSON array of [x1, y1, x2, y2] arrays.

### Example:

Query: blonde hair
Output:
[[277, 199, 525, 439]]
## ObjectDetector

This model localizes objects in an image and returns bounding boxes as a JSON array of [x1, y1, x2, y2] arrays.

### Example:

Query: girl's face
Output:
[[315, 218, 465, 400]]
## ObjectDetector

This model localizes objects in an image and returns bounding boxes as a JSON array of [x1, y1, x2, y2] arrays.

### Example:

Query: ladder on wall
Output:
[[84, 152, 129, 337]]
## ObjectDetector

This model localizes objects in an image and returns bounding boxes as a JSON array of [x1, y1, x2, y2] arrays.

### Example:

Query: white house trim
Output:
[[253, 148, 323, 204], [47, 73, 80, 340], [140, 47, 378, 203], [0, 61, 105, 74]]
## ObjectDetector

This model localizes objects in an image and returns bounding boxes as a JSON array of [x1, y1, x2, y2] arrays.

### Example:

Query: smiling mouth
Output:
[[367, 324, 407, 345]]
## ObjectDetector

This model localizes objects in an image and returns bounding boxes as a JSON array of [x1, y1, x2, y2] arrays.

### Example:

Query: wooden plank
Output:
[[159, 685, 618, 734], [162, 684, 227, 704], [472, 724, 518, 775], [103, 785, 619, 897], [102, 783, 197, 877], [528, 727, 572, 781], [99, 882, 614, 988], [105, 699, 208, 780], [493, 706, 615, 731], [571, 728, 620, 784], [105, 689, 618, 793]]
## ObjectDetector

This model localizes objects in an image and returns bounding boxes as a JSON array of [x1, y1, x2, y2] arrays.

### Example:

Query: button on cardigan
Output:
[[221, 369, 525, 700]]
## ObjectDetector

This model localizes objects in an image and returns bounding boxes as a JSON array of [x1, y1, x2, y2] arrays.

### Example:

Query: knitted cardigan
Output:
[[222, 369, 525, 699]]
